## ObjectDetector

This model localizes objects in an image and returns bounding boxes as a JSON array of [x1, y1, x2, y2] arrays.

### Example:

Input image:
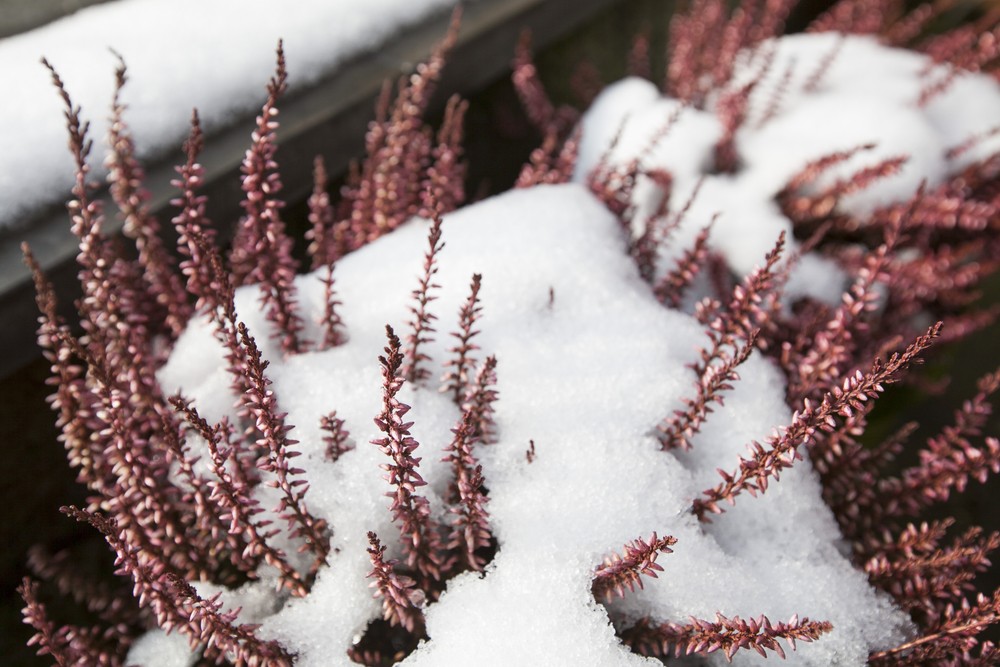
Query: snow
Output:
[[153, 185, 906, 666], [0, 0, 459, 230], [132, 31, 1000, 667], [574, 34, 1000, 302], [128, 630, 195, 667]]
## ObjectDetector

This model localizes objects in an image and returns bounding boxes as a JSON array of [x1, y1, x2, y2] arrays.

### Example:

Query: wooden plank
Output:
[[0, 0, 114, 39]]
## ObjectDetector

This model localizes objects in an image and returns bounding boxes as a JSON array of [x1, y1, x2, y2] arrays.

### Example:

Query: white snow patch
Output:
[[0, 0, 458, 229]]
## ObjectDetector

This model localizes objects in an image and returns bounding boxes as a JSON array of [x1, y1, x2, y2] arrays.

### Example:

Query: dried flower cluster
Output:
[[18, 1, 1000, 665]]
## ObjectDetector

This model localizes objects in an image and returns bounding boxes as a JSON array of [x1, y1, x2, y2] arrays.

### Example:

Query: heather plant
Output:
[[17, 1, 1000, 665]]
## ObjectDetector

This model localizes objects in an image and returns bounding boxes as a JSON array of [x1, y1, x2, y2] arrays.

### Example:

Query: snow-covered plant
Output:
[[18, 1, 1000, 665]]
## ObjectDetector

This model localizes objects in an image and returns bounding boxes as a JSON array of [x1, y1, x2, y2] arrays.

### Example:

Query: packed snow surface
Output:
[[132, 32, 1000, 667], [0, 0, 458, 229]]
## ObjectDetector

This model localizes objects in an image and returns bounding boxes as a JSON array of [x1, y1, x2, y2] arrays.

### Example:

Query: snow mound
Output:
[[153, 184, 909, 666]]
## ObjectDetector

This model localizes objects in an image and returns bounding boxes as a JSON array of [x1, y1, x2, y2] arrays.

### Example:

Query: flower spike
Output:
[[592, 533, 677, 603], [373, 325, 445, 583]]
